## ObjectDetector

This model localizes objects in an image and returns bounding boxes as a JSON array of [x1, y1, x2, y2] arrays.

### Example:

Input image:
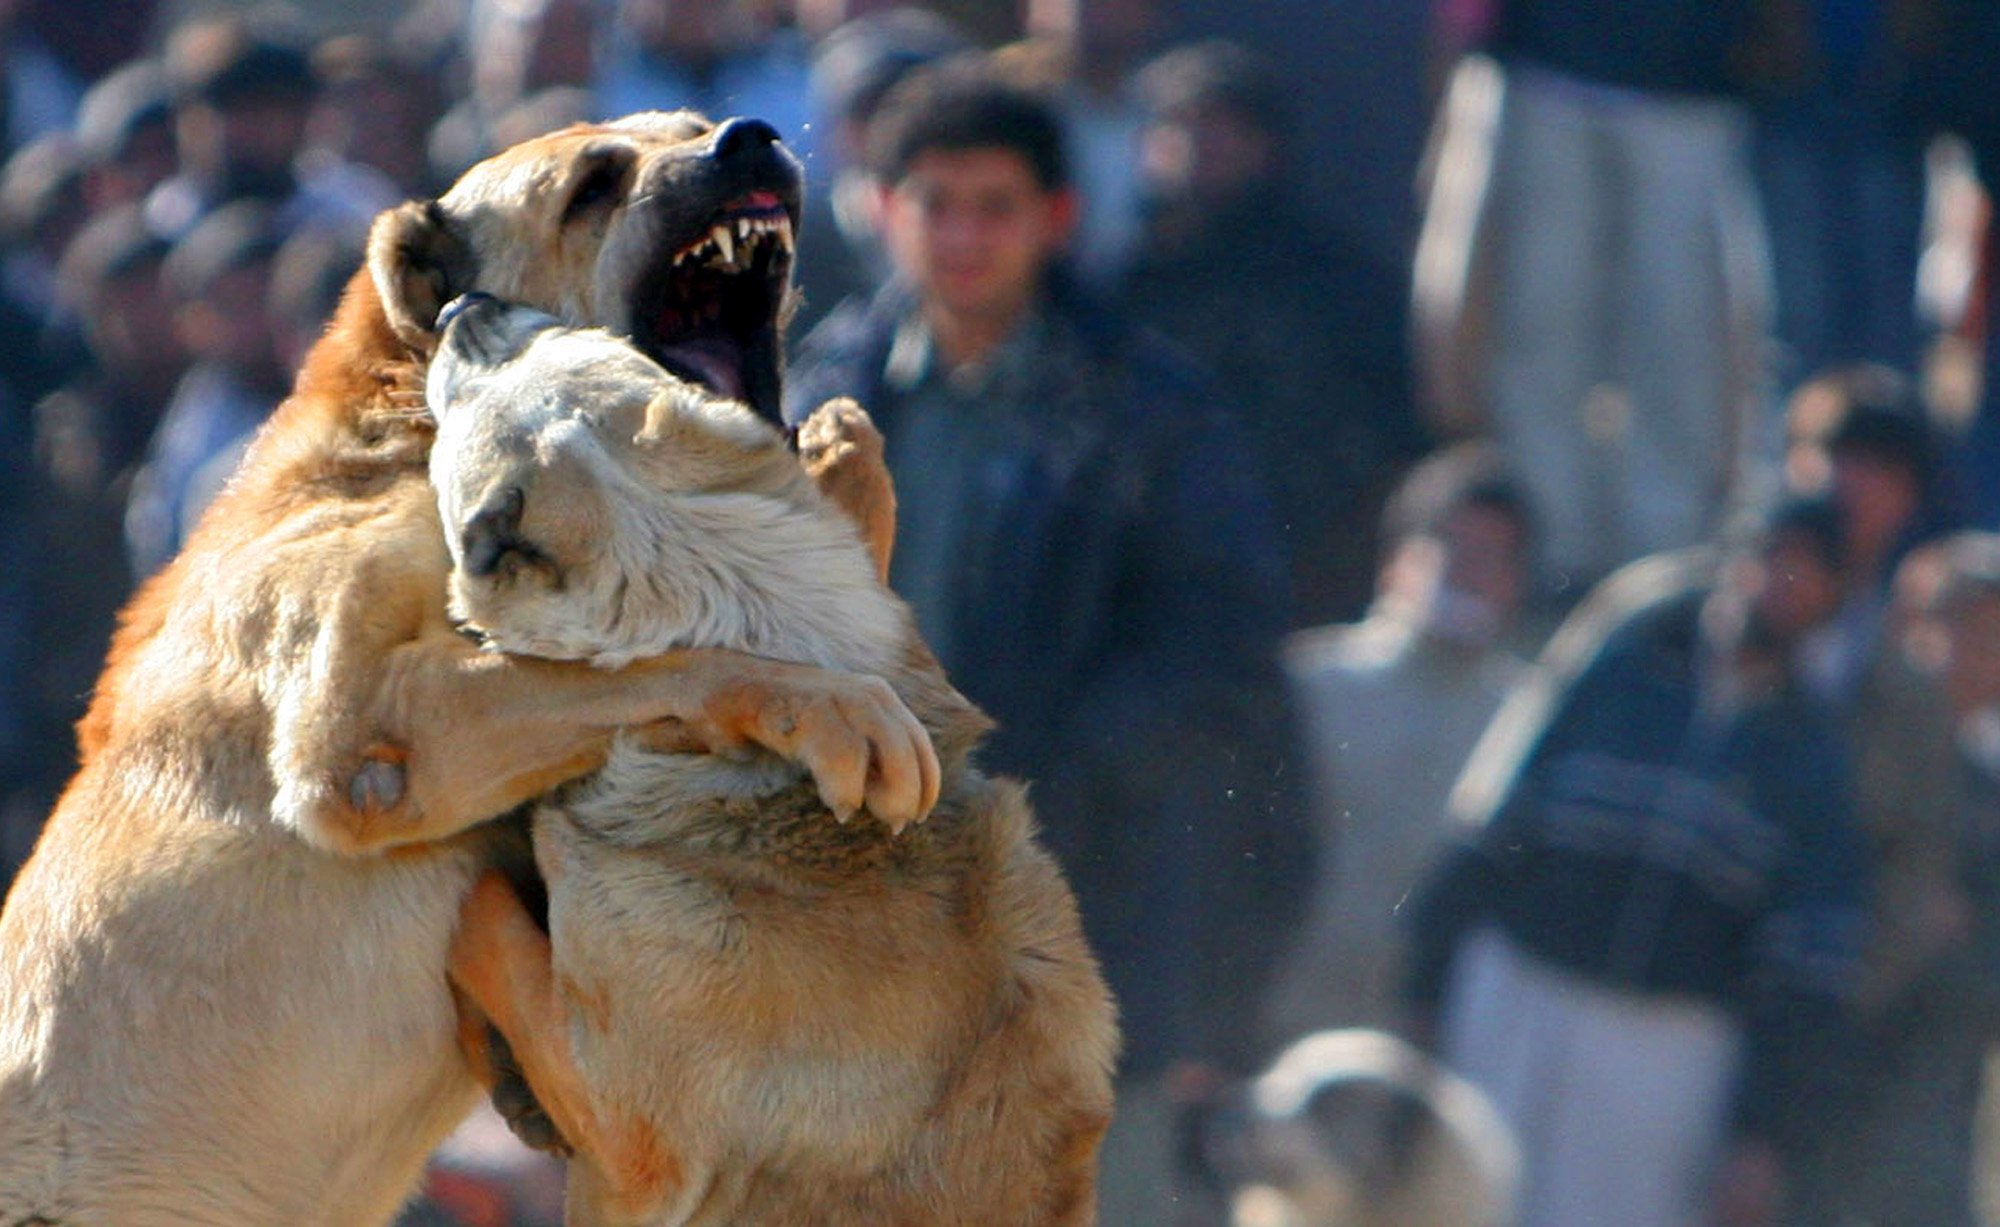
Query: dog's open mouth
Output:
[[635, 190, 794, 414]]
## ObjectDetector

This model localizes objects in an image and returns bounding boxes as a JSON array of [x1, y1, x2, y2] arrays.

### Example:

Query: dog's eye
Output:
[[563, 153, 631, 222]]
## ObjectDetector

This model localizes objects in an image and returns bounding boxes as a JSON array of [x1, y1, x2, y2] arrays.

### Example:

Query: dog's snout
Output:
[[437, 291, 500, 333], [462, 486, 527, 578], [433, 293, 511, 402], [434, 295, 560, 385], [710, 118, 781, 162]]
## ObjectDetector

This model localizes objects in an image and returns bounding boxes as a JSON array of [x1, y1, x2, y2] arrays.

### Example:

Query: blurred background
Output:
[[3, 1, 2000, 1224]]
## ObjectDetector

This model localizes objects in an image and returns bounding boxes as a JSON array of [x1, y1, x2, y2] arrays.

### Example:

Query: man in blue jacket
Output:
[[784, 57, 1304, 1224], [1405, 497, 1868, 1227]]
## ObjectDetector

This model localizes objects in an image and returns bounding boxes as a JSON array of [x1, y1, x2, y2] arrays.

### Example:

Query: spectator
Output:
[[1412, 0, 1781, 600], [0, 131, 88, 399], [0, 0, 159, 153], [37, 202, 184, 494], [1771, 372, 1960, 1225], [795, 6, 969, 332], [1782, 364, 1947, 705], [784, 59, 1304, 1225], [264, 222, 364, 379], [283, 33, 445, 234], [1918, 0, 2000, 530], [429, 0, 594, 180], [147, 15, 318, 240], [305, 34, 446, 199], [125, 200, 287, 580], [1171, 0, 1430, 391], [73, 57, 178, 214], [4, 204, 183, 872], [993, 0, 1163, 289], [1750, 0, 1939, 395], [1266, 443, 1533, 1047], [1404, 497, 1868, 1227], [1120, 38, 1431, 624], [1790, 532, 2000, 1226], [592, 0, 817, 175]]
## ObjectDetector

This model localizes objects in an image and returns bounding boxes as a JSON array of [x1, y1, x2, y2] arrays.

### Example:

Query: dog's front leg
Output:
[[297, 638, 939, 854], [795, 398, 897, 583]]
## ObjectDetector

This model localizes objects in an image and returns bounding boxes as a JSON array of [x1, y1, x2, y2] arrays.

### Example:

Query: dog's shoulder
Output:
[[77, 266, 436, 772]]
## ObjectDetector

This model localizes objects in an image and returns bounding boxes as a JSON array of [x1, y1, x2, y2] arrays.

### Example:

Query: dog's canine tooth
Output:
[[671, 209, 791, 277]]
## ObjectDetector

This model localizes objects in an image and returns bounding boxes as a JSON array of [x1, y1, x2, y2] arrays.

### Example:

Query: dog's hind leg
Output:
[[449, 872, 604, 1153], [450, 871, 689, 1219]]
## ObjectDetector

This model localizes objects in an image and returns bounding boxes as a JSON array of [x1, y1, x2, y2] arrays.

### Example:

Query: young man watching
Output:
[[786, 58, 1306, 1226]]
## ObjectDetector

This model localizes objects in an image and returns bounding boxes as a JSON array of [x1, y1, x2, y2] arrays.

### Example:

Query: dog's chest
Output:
[[536, 752, 984, 957], [533, 768, 999, 1187]]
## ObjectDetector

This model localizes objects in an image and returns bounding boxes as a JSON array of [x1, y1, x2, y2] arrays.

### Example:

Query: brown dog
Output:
[[427, 298, 1119, 1226], [0, 114, 939, 1226]]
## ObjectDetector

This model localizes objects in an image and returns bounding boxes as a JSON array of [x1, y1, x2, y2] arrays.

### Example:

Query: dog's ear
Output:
[[369, 200, 479, 351]]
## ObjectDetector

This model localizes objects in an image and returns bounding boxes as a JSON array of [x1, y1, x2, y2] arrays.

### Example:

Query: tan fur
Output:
[[428, 304, 1118, 1226], [796, 400, 897, 583], [0, 114, 939, 1226]]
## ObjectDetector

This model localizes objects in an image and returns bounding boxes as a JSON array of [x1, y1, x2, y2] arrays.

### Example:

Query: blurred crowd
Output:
[[4, 0, 2000, 1224]]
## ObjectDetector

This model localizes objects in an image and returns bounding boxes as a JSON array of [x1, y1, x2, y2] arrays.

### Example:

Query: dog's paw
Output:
[[486, 1024, 573, 1157], [794, 397, 885, 476], [696, 664, 939, 830], [795, 398, 895, 581]]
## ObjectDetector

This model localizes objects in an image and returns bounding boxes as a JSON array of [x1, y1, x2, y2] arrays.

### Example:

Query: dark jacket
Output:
[[1117, 186, 1428, 625], [1489, 0, 1763, 95], [786, 276, 1309, 1074], [1406, 554, 1867, 1153]]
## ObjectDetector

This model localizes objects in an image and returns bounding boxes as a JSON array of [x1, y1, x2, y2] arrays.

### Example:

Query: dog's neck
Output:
[[612, 482, 908, 677]]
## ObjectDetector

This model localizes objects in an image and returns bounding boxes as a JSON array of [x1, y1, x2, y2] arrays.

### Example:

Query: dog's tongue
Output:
[[657, 336, 745, 403]]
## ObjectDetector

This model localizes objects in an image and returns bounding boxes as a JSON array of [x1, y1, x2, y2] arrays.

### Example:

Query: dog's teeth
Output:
[[713, 225, 736, 267], [774, 218, 794, 253]]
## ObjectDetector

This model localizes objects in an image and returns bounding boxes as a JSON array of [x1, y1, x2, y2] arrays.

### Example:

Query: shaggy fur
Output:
[[0, 113, 937, 1226], [431, 301, 1119, 1226]]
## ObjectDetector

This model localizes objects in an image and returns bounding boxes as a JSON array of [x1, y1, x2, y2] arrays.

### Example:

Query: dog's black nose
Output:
[[711, 117, 781, 161], [462, 486, 526, 578], [436, 291, 499, 333]]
